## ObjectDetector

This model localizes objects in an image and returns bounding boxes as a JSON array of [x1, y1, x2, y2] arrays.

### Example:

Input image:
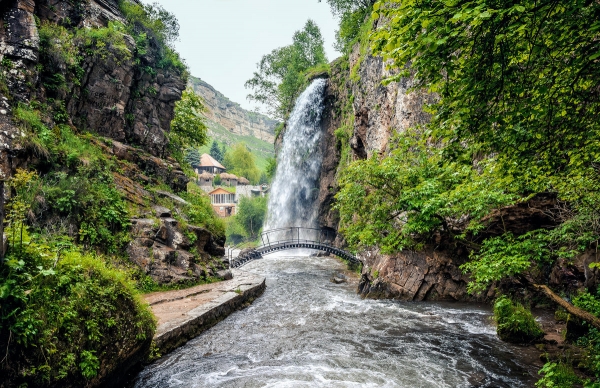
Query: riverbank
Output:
[[144, 270, 266, 356]]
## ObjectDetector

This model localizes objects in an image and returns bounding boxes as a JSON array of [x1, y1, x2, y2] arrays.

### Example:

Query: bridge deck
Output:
[[229, 239, 361, 269]]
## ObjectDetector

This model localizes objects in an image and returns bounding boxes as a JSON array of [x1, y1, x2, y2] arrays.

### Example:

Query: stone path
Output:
[[144, 270, 266, 355]]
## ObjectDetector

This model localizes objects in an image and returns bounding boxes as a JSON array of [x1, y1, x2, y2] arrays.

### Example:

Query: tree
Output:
[[209, 140, 223, 163], [222, 144, 261, 184], [245, 20, 328, 120], [265, 157, 277, 181], [184, 148, 201, 167], [319, 0, 375, 52], [168, 87, 208, 158], [236, 196, 268, 239]]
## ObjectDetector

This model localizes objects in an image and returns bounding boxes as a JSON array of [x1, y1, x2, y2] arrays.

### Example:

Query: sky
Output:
[[142, 0, 341, 114]]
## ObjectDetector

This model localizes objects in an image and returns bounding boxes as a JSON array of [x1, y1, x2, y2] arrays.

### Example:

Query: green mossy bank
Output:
[[0, 0, 225, 386]]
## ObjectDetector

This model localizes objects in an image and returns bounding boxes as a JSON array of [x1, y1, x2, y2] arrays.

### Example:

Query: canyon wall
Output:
[[316, 40, 597, 302], [189, 76, 277, 144]]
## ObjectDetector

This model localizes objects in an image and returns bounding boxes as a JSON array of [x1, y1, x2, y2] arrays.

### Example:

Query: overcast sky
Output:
[[142, 0, 340, 114]]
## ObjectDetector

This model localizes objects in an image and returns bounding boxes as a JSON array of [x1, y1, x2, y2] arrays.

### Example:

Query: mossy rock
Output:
[[494, 295, 545, 343]]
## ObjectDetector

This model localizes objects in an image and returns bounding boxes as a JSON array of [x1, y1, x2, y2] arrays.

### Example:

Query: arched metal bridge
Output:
[[227, 227, 361, 269]]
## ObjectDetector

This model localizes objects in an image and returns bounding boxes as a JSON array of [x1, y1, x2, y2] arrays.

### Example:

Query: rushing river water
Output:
[[134, 254, 539, 388]]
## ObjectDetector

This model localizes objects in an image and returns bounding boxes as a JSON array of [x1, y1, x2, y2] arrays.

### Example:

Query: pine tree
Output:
[[184, 148, 201, 167], [209, 140, 223, 163]]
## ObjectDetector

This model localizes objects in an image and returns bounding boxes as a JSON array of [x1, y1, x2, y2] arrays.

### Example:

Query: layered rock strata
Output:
[[189, 76, 277, 143]]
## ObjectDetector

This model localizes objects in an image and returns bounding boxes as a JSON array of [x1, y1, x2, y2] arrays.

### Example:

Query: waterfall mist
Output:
[[264, 79, 327, 231]]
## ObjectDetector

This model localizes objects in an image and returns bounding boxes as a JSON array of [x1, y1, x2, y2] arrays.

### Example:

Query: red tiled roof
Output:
[[200, 154, 225, 170]]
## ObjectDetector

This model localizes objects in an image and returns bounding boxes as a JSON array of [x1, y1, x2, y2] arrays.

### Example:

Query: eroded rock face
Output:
[[357, 248, 477, 301], [0, 0, 184, 156], [128, 215, 226, 285]]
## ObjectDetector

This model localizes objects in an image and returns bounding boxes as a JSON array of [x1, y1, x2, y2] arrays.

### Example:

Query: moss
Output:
[[0, 248, 155, 386], [494, 295, 544, 343]]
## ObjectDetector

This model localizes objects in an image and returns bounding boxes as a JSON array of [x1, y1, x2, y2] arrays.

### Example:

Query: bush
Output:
[[536, 362, 582, 388], [179, 190, 225, 239], [0, 171, 154, 386], [494, 295, 544, 343], [0, 247, 155, 386]]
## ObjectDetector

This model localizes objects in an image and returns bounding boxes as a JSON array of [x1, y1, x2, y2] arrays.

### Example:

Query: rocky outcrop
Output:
[[98, 139, 189, 193], [0, 0, 184, 156], [189, 76, 277, 143], [357, 248, 477, 301], [128, 209, 226, 286]]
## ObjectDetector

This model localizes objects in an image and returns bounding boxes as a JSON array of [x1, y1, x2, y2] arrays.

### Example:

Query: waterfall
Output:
[[264, 79, 327, 231]]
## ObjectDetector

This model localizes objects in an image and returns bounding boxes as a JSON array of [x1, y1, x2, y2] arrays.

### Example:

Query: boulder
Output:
[[216, 270, 233, 281]]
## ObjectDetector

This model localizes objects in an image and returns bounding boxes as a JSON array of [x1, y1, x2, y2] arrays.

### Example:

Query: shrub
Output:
[[494, 295, 544, 343], [536, 362, 582, 388], [179, 191, 225, 239], [0, 171, 154, 386]]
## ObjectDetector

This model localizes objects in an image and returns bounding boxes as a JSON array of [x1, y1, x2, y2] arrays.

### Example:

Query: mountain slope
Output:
[[189, 76, 277, 169]]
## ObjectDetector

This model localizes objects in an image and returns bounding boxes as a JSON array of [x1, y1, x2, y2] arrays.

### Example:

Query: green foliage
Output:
[[493, 295, 544, 343], [184, 148, 201, 167], [335, 129, 516, 253], [370, 0, 600, 241], [321, 0, 375, 52], [13, 104, 131, 252], [179, 190, 226, 239], [265, 157, 277, 181], [209, 140, 224, 163], [245, 20, 328, 120], [536, 362, 582, 388], [574, 293, 600, 319], [118, 0, 179, 46], [169, 87, 209, 159], [38, 22, 131, 93], [0, 172, 154, 386], [223, 143, 261, 184], [462, 231, 552, 294], [237, 196, 268, 239], [118, 0, 187, 75], [372, 0, 600, 182]]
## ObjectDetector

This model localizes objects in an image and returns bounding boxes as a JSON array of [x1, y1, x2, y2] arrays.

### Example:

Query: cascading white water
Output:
[[264, 79, 327, 231]]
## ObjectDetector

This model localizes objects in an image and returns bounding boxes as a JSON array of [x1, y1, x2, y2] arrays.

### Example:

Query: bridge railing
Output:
[[226, 227, 338, 264], [259, 227, 336, 247]]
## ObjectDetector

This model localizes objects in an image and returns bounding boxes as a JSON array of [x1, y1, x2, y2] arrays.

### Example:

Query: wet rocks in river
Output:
[[331, 272, 346, 284]]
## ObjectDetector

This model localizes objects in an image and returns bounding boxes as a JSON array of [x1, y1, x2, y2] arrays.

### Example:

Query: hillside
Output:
[[189, 76, 277, 169]]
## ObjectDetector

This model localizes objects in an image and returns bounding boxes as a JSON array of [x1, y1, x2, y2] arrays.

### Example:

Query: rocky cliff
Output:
[[317, 35, 600, 303], [317, 54, 474, 301], [189, 76, 277, 144], [0, 1, 227, 386]]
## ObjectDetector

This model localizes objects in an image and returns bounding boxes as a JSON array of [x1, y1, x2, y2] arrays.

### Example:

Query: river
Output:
[[133, 253, 539, 387]]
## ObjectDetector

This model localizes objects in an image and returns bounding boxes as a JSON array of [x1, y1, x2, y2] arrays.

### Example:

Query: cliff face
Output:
[[318, 40, 599, 302], [0, 0, 182, 157], [189, 76, 277, 144], [316, 43, 479, 301]]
